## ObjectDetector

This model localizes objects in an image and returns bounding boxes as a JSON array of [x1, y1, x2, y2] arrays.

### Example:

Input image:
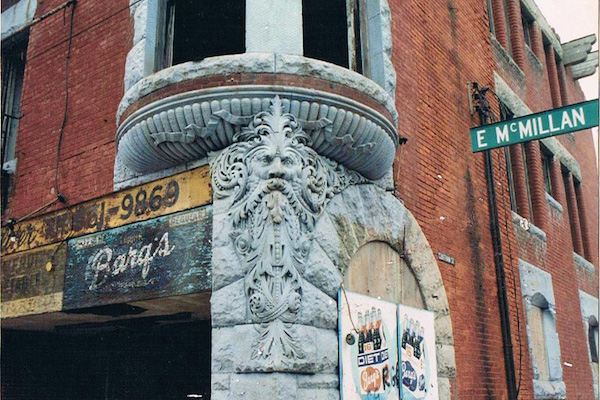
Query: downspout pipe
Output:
[[474, 84, 518, 400]]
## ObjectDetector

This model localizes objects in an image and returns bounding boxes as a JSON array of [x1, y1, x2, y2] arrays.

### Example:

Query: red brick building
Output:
[[1, 0, 597, 399]]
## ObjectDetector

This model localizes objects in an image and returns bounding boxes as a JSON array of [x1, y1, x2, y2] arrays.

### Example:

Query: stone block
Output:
[[297, 280, 338, 330], [212, 326, 236, 373], [211, 244, 245, 290], [297, 388, 340, 399], [218, 324, 318, 373], [434, 313, 454, 346], [437, 377, 452, 400], [211, 279, 249, 327], [297, 373, 339, 389], [228, 373, 297, 400], [533, 379, 566, 400], [209, 390, 229, 400], [436, 344, 457, 378], [246, 0, 303, 55], [212, 373, 231, 391], [315, 328, 340, 373], [133, 2, 147, 45], [314, 213, 350, 273], [303, 241, 343, 299], [124, 40, 146, 91]]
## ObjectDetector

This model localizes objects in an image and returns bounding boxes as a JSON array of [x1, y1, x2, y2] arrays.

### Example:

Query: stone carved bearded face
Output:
[[210, 97, 330, 360], [249, 132, 304, 183], [211, 96, 367, 362], [212, 96, 329, 227]]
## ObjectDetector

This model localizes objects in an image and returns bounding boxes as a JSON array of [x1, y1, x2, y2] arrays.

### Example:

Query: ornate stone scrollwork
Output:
[[212, 96, 366, 363]]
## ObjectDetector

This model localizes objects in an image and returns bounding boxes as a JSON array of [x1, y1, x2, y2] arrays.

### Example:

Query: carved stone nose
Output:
[[268, 157, 285, 179]]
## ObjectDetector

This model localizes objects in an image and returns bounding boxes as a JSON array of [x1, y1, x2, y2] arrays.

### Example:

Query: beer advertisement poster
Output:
[[398, 305, 439, 400], [339, 290, 399, 400]]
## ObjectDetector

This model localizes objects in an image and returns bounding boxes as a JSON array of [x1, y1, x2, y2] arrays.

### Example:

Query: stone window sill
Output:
[[533, 378, 566, 399], [512, 211, 547, 242], [573, 252, 595, 273], [491, 35, 526, 85], [526, 45, 544, 72], [545, 193, 563, 213]]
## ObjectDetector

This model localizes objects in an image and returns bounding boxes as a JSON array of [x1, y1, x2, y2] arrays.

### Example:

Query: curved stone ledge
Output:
[[117, 53, 398, 125], [117, 85, 398, 180]]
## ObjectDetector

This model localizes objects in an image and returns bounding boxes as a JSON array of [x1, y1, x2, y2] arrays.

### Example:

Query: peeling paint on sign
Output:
[[63, 206, 212, 310], [1, 166, 211, 255], [1, 243, 66, 318]]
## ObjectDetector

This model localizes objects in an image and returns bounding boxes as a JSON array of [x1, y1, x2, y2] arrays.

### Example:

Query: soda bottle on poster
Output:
[[401, 314, 409, 349], [365, 310, 373, 352], [373, 308, 382, 350], [358, 312, 365, 354]]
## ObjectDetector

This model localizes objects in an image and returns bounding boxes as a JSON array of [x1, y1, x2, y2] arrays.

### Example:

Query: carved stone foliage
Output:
[[211, 96, 365, 363]]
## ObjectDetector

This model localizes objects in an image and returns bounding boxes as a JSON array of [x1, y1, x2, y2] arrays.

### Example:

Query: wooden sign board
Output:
[[63, 206, 213, 310], [1, 166, 211, 255], [1, 243, 66, 318]]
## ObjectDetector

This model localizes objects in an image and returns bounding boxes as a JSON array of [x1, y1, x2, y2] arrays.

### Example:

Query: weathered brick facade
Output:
[[2, 0, 597, 399]]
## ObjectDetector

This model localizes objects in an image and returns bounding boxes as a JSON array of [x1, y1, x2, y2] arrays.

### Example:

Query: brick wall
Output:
[[391, 0, 597, 398], [4, 0, 131, 219]]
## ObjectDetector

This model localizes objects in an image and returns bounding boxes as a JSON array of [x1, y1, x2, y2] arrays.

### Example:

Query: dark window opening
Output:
[[574, 179, 590, 259], [2, 31, 28, 215], [501, 0, 513, 55], [500, 102, 518, 212], [164, 0, 245, 68], [486, 0, 495, 34], [521, 144, 534, 222], [589, 321, 599, 363], [1, 320, 211, 400], [541, 145, 553, 195], [521, 7, 534, 48], [2, 33, 27, 167], [302, 0, 350, 69]]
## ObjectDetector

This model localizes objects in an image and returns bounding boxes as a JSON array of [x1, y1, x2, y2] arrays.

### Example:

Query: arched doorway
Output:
[[344, 241, 425, 309]]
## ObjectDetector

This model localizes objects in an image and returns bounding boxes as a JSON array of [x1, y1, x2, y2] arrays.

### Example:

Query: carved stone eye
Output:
[[260, 154, 274, 164], [281, 156, 294, 166]]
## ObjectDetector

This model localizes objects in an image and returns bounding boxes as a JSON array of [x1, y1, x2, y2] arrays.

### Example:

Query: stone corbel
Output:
[[211, 96, 366, 368]]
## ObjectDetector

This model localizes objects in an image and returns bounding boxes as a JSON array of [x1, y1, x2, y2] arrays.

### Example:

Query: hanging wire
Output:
[[53, 1, 77, 196], [340, 283, 360, 334], [26, 0, 146, 63]]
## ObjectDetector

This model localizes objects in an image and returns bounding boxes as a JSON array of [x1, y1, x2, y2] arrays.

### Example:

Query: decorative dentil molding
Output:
[[211, 96, 366, 363]]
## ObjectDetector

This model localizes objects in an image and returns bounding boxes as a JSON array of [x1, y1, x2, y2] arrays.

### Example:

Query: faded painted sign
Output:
[[398, 305, 438, 400], [1, 243, 66, 318], [339, 293, 440, 400], [1, 166, 211, 255], [340, 290, 400, 400], [63, 206, 212, 310]]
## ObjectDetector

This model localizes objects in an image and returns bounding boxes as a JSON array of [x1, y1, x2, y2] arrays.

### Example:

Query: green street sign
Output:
[[470, 99, 599, 152]]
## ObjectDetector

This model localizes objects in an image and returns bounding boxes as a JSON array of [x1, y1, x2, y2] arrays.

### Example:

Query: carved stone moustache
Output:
[[212, 96, 365, 363]]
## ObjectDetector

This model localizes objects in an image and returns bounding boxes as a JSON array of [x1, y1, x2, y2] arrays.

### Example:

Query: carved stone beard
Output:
[[212, 96, 366, 363]]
